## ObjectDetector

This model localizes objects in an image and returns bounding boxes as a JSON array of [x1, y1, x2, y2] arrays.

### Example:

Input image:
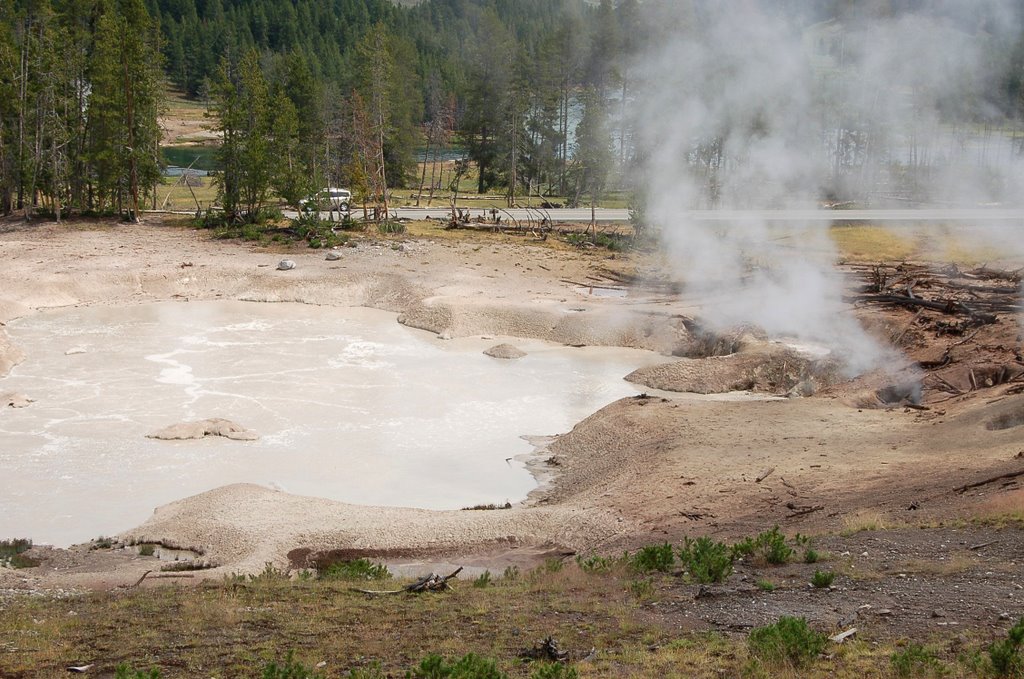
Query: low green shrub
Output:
[[91, 536, 115, 550], [377, 220, 406, 234], [138, 544, 156, 557], [502, 565, 520, 580], [409, 653, 507, 679], [756, 579, 775, 592], [629, 543, 674, 573], [473, 570, 492, 588], [747, 616, 826, 667], [529, 663, 578, 679], [731, 527, 794, 565], [115, 666, 160, 679], [810, 570, 835, 589], [678, 536, 733, 584], [627, 578, 654, 600], [576, 554, 614, 573], [990, 616, 1024, 676], [318, 558, 390, 581], [0, 538, 37, 568], [262, 650, 324, 679], [890, 643, 946, 677], [803, 548, 820, 564]]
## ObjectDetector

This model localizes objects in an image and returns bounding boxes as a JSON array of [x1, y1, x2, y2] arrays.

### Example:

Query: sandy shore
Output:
[[1, 218, 1022, 587]]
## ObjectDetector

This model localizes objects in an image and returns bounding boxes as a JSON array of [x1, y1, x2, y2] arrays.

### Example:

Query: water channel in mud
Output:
[[0, 301, 668, 546]]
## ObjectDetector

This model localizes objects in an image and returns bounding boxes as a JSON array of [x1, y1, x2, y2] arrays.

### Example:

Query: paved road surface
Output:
[[287, 207, 1024, 224]]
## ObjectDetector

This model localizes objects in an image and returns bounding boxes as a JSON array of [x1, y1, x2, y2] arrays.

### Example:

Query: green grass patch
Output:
[[748, 616, 826, 668]]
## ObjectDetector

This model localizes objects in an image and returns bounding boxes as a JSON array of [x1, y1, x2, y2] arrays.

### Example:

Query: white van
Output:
[[301, 187, 351, 212]]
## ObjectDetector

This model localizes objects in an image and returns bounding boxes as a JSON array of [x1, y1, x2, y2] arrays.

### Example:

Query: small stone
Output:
[[325, 251, 341, 261], [932, 609, 946, 618], [877, 609, 893, 616], [277, 259, 296, 271], [1000, 612, 1011, 620]]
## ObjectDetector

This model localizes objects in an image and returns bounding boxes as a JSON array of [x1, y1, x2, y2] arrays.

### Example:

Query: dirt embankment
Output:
[[0, 218, 1022, 592]]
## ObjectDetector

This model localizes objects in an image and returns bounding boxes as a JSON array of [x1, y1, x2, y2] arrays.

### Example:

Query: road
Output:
[[286, 207, 1024, 224]]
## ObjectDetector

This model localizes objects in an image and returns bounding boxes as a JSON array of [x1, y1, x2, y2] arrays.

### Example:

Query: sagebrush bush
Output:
[[747, 616, 826, 667]]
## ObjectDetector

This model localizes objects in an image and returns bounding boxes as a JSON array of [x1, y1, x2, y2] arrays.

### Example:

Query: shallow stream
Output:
[[0, 301, 665, 546]]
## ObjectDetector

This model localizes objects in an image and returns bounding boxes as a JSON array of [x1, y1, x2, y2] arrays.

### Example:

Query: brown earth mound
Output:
[[483, 343, 527, 359], [146, 418, 258, 441], [625, 348, 842, 396]]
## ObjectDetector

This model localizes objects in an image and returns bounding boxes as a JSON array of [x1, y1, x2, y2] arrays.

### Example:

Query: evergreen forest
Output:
[[3, 0, 1024, 221]]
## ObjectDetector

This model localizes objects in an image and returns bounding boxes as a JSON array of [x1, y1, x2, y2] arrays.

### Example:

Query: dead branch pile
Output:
[[846, 263, 1022, 333], [351, 567, 463, 595]]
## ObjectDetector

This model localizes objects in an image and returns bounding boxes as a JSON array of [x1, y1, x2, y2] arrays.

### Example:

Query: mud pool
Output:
[[0, 301, 666, 546]]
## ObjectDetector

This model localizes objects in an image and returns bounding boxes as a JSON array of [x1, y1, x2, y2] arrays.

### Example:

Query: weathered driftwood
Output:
[[954, 469, 1024, 494], [352, 567, 464, 595]]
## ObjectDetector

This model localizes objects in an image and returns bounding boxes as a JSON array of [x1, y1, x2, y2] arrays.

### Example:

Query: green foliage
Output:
[[810, 570, 835, 589], [990, 616, 1024, 676], [629, 543, 674, 573], [529, 663, 578, 679], [502, 565, 520, 581], [115, 666, 160, 679], [293, 211, 349, 249], [377, 220, 406, 235], [890, 643, 947, 677], [247, 563, 290, 582], [408, 653, 507, 679], [677, 536, 733, 584], [0, 538, 34, 568], [318, 558, 390, 581], [731, 527, 794, 565], [91, 536, 115, 550], [747, 616, 826, 667], [473, 571, 492, 588], [627, 578, 653, 600], [756, 579, 775, 592], [803, 548, 820, 564], [262, 651, 324, 679], [540, 558, 564, 574], [576, 554, 614, 573], [138, 544, 156, 557], [347, 664, 386, 679]]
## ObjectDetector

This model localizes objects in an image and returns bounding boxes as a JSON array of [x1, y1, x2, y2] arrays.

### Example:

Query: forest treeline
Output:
[[3, 0, 1024, 221]]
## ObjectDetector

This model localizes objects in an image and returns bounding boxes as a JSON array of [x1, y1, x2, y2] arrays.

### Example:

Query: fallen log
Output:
[[954, 469, 1024, 494], [352, 566, 464, 595]]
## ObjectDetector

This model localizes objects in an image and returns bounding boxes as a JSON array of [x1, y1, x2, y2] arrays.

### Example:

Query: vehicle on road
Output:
[[300, 187, 351, 212]]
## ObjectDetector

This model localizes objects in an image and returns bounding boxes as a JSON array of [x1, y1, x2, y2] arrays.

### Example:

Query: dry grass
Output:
[[969, 488, 1024, 527], [831, 224, 920, 262], [0, 552, 1011, 678], [840, 510, 892, 536]]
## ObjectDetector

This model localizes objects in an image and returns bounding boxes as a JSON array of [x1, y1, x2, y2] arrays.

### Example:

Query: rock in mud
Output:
[[325, 251, 342, 261], [484, 343, 527, 360], [277, 259, 296, 271], [1, 392, 34, 408], [147, 418, 259, 441]]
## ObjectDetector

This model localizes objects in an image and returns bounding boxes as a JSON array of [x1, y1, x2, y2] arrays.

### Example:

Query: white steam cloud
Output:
[[631, 0, 1024, 373]]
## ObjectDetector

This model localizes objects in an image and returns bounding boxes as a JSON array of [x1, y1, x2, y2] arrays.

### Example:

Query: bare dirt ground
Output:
[[1, 216, 1023, 649]]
